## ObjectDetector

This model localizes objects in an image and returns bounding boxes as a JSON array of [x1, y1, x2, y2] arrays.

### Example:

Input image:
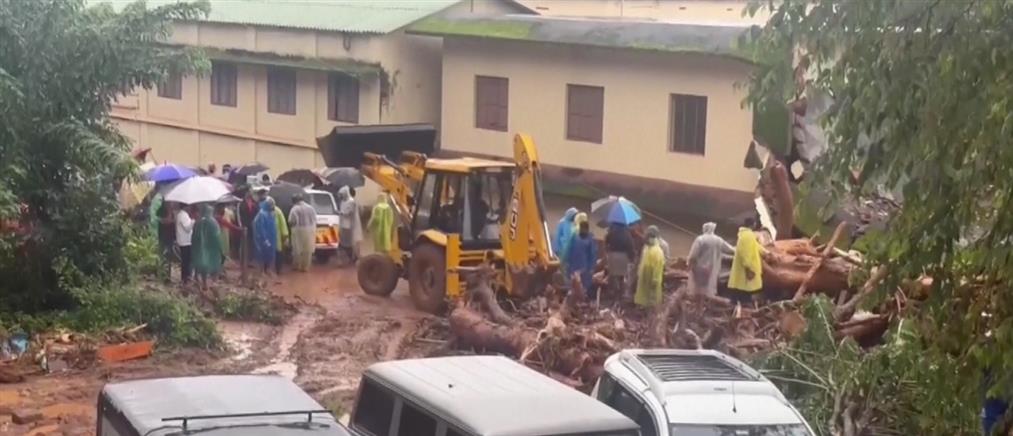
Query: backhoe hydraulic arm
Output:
[[501, 134, 558, 295]]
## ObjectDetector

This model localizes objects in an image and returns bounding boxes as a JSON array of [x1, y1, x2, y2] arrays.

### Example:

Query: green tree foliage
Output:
[[0, 0, 208, 310], [747, 0, 1013, 432]]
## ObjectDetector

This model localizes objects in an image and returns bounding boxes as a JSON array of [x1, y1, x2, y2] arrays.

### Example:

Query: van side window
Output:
[[353, 379, 396, 436], [397, 401, 437, 436], [599, 374, 658, 436]]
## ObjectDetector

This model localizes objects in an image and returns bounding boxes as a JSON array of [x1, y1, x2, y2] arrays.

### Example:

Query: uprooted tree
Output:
[[0, 0, 208, 311], [746, 0, 1013, 433]]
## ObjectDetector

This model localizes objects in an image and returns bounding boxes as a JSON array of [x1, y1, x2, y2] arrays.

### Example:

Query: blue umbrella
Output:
[[590, 195, 642, 227], [146, 163, 196, 183]]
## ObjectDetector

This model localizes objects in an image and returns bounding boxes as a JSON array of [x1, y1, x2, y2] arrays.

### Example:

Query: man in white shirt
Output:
[[175, 203, 195, 284]]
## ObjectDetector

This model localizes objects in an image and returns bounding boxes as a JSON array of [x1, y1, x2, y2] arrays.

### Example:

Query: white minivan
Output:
[[594, 349, 815, 436]]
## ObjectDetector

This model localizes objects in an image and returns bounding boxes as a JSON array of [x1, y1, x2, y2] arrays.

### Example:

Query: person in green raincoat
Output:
[[634, 231, 666, 308], [368, 194, 394, 253], [191, 204, 223, 292]]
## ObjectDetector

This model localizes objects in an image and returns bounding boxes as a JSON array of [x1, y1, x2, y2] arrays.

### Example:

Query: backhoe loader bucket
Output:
[[316, 123, 437, 168]]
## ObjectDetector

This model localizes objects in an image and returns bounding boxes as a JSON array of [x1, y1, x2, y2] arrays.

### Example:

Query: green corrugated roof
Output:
[[88, 0, 460, 34], [408, 14, 756, 61], [203, 47, 382, 76]]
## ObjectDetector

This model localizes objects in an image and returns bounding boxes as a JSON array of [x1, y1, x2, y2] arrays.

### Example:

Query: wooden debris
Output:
[[96, 340, 154, 363]]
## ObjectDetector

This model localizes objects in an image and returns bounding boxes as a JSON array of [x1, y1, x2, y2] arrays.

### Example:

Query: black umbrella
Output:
[[318, 167, 365, 188], [232, 162, 270, 177], [267, 181, 307, 216], [277, 168, 324, 188]]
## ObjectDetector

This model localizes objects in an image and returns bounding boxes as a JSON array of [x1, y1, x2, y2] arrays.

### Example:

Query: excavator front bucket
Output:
[[316, 123, 437, 168]]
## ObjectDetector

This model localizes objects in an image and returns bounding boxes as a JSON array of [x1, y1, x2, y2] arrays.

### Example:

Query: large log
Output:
[[762, 251, 852, 299], [449, 306, 534, 356]]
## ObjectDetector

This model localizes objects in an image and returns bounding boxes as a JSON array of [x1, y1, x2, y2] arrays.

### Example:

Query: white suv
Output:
[[593, 349, 815, 436]]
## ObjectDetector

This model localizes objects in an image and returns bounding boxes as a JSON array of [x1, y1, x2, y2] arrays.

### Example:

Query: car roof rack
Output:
[[637, 353, 757, 382], [162, 409, 332, 432]]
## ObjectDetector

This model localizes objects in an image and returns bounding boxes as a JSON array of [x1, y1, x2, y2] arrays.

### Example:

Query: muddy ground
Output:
[[0, 263, 444, 435]]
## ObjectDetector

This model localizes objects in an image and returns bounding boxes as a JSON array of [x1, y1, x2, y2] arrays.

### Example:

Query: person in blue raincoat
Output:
[[554, 207, 579, 273], [567, 213, 598, 299], [253, 200, 278, 278]]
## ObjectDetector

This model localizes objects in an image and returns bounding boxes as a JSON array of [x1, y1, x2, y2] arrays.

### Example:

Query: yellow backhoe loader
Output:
[[317, 124, 559, 313]]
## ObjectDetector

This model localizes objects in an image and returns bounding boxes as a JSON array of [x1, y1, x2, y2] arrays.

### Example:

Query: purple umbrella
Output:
[[145, 164, 196, 183]]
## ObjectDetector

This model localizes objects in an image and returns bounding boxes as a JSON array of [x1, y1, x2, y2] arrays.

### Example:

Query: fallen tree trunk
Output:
[[762, 249, 853, 300], [449, 306, 533, 356]]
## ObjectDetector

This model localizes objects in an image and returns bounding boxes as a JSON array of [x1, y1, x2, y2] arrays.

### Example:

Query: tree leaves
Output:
[[0, 0, 207, 310], [747, 0, 1013, 432]]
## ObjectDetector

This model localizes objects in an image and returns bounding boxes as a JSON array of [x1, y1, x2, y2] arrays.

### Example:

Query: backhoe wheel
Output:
[[357, 254, 399, 297], [408, 244, 447, 314]]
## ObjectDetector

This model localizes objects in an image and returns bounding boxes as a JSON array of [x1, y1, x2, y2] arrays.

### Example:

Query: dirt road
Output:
[[0, 263, 441, 435]]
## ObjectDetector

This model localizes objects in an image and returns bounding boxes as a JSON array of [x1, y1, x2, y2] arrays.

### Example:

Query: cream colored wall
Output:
[[440, 37, 757, 193], [515, 0, 768, 24], [112, 21, 446, 175]]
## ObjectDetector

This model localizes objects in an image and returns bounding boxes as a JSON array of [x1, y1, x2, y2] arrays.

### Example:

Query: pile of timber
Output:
[[446, 237, 906, 389]]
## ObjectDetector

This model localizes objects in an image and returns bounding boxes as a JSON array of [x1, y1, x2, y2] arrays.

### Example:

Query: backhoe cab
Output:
[[317, 124, 558, 313]]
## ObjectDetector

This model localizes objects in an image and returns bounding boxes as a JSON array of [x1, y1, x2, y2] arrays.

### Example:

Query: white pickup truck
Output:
[[593, 349, 815, 436]]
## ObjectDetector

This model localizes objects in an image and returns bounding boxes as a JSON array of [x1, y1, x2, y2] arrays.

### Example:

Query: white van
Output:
[[352, 355, 641, 436], [594, 349, 815, 436], [97, 375, 350, 435], [306, 188, 341, 261]]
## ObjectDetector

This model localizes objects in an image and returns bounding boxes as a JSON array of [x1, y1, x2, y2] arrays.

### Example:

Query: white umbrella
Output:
[[164, 176, 231, 204]]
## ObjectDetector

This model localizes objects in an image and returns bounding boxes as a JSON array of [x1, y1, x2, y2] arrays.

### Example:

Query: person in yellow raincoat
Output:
[[728, 217, 766, 305], [634, 229, 666, 308], [368, 194, 394, 254]]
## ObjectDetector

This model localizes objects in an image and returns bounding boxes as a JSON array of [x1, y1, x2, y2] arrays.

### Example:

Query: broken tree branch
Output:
[[834, 266, 890, 321], [793, 222, 848, 302]]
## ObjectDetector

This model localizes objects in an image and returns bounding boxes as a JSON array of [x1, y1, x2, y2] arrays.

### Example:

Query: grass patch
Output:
[[213, 292, 294, 325], [1, 284, 222, 349]]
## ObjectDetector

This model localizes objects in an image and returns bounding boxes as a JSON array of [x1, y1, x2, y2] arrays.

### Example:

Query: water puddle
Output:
[[251, 311, 318, 380]]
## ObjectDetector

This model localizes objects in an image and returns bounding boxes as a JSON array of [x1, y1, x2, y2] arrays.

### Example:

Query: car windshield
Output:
[[671, 424, 812, 436], [310, 193, 336, 215]]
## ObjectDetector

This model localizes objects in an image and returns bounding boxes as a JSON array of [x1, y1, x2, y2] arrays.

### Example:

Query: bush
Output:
[[68, 284, 221, 349]]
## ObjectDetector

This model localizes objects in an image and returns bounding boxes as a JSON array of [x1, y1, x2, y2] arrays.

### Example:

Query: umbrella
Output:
[[277, 169, 324, 188], [268, 181, 307, 215], [233, 162, 270, 176], [164, 176, 231, 205], [145, 163, 196, 183], [217, 194, 242, 204], [317, 167, 365, 188], [590, 195, 642, 227]]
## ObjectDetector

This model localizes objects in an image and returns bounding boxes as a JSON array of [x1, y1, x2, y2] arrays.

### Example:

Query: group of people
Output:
[[148, 165, 374, 290], [553, 209, 671, 308], [151, 197, 235, 292], [553, 207, 768, 309]]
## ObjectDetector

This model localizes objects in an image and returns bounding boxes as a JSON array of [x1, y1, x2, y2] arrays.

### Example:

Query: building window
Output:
[[670, 94, 708, 155], [157, 72, 182, 100], [210, 62, 237, 107], [566, 84, 603, 143], [328, 73, 359, 123], [475, 75, 508, 131], [267, 67, 297, 115]]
